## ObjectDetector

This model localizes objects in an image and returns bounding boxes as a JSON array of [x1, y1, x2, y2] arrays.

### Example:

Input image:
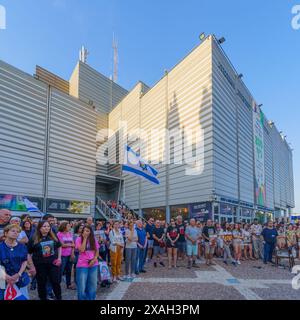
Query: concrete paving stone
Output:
[[122, 283, 246, 300], [252, 284, 300, 300]]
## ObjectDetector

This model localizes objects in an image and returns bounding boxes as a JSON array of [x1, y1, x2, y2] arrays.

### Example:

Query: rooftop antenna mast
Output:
[[79, 46, 89, 64], [112, 34, 118, 83]]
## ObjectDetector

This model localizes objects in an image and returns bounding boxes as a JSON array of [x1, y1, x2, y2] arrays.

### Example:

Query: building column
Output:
[[166, 205, 171, 224]]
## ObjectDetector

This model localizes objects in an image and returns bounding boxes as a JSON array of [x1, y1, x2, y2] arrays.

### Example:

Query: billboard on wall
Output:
[[241, 208, 253, 218], [46, 199, 91, 214], [253, 103, 266, 207], [188, 202, 212, 222], [0, 194, 43, 212], [220, 203, 234, 216]]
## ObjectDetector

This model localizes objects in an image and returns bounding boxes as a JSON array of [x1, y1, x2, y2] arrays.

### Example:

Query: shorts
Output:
[[166, 241, 178, 249], [205, 242, 216, 255], [233, 239, 242, 247], [217, 238, 224, 249], [177, 241, 186, 253], [186, 244, 198, 256], [147, 240, 154, 249], [153, 245, 165, 256]]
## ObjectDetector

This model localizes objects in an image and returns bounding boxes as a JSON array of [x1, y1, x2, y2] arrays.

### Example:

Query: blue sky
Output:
[[0, 0, 299, 212]]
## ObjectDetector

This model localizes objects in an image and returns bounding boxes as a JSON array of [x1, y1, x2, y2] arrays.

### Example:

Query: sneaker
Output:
[[223, 261, 228, 265], [159, 261, 165, 267], [192, 260, 196, 266], [210, 261, 216, 266], [140, 269, 147, 273], [47, 293, 55, 300], [232, 261, 237, 266], [131, 274, 136, 279], [237, 260, 241, 265], [135, 271, 139, 275], [117, 276, 124, 281], [187, 261, 192, 269], [154, 262, 157, 268]]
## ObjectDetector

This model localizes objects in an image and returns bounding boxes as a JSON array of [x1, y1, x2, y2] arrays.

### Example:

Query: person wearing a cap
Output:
[[0, 209, 12, 242], [10, 217, 29, 245]]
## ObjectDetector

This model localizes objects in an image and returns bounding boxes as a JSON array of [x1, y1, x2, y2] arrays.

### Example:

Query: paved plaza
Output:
[[30, 257, 300, 300]]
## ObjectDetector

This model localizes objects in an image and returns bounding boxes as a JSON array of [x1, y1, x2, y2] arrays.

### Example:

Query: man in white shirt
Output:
[[250, 219, 263, 259]]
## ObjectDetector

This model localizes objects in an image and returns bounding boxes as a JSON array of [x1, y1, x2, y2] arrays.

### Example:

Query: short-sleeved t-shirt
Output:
[[166, 226, 179, 243], [28, 236, 61, 265], [223, 231, 233, 243], [261, 228, 278, 244], [202, 226, 216, 242], [145, 223, 155, 240], [57, 232, 74, 257], [125, 229, 138, 249], [75, 237, 99, 268], [185, 226, 201, 245], [153, 227, 165, 246], [176, 223, 186, 242], [0, 242, 28, 276]]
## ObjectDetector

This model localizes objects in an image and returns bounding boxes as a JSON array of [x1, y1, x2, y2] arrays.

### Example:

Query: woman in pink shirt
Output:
[[57, 221, 75, 290], [75, 224, 99, 300]]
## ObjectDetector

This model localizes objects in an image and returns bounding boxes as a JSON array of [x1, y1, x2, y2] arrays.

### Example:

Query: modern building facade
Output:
[[0, 34, 295, 222]]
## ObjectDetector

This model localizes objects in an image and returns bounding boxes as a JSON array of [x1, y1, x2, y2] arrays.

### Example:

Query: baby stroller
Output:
[[98, 259, 112, 288]]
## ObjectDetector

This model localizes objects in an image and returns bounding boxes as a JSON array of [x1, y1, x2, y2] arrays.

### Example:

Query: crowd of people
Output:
[[0, 207, 299, 300]]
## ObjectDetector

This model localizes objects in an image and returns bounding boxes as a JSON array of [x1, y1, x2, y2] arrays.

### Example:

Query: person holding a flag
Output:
[[0, 224, 30, 300]]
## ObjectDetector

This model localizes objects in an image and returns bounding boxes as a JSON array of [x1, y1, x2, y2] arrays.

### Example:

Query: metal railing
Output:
[[119, 200, 147, 224], [95, 196, 121, 221]]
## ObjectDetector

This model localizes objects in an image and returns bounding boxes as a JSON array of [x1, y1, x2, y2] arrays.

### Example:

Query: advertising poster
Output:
[[188, 202, 212, 222], [253, 102, 266, 206], [46, 199, 91, 214]]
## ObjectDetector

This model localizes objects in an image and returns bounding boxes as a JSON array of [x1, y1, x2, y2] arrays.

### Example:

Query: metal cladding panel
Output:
[[288, 150, 295, 207], [138, 79, 167, 208], [272, 128, 281, 207], [270, 125, 294, 209], [167, 37, 214, 205], [264, 125, 275, 210], [36, 66, 69, 94], [77, 62, 128, 113], [47, 89, 96, 202], [108, 83, 147, 208], [0, 60, 48, 196], [236, 81, 254, 205], [212, 39, 238, 200], [69, 62, 79, 98], [96, 111, 108, 176]]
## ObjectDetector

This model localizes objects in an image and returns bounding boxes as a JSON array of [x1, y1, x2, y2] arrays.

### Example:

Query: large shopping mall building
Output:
[[0, 34, 295, 223]]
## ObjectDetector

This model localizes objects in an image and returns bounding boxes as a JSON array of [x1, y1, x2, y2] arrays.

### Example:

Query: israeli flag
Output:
[[4, 285, 28, 300], [23, 198, 39, 212], [122, 145, 160, 185]]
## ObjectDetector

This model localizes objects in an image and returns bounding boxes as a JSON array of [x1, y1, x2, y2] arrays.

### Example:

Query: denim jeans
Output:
[[135, 247, 146, 273], [264, 242, 275, 263], [76, 266, 98, 300], [61, 256, 73, 287], [125, 248, 137, 275]]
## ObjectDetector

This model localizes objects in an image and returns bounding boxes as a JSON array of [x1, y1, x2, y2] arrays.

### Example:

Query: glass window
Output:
[[143, 208, 166, 221], [171, 205, 188, 220]]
